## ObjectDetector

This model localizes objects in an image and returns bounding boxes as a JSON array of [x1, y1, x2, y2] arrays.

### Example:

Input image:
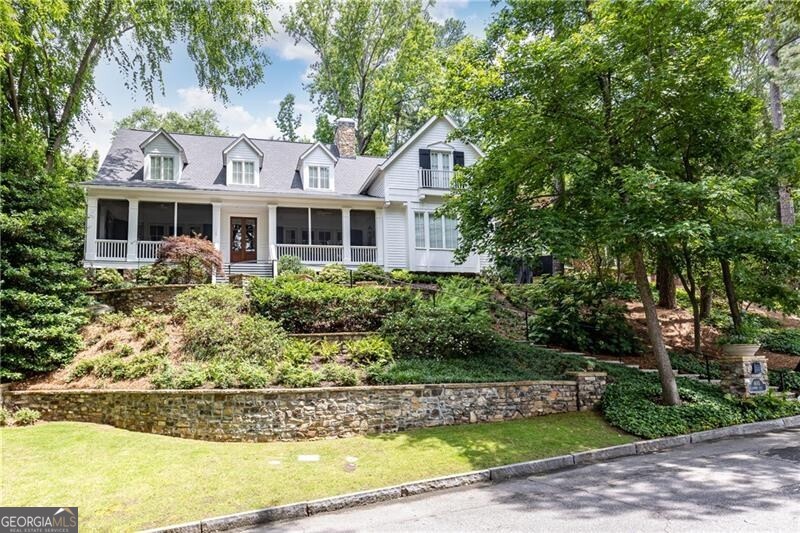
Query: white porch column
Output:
[[375, 208, 384, 266], [267, 204, 277, 260], [342, 207, 351, 263], [86, 196, 98, 261], [211, 202, 222, 252], [126, 198, 139, 261]]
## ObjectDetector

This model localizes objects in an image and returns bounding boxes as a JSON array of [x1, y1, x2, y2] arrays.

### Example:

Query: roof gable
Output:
[[139, 129, 188, 164], [223, 134, 264, 168], [298, 141, 337, 167]]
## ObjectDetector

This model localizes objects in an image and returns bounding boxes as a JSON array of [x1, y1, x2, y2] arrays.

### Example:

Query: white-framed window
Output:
[[430, 151, 452, 172], [148, 155, 176, 181], [230, 160, 257, 185], [307, 165, 332, 190], [414, 211, 459, 250]]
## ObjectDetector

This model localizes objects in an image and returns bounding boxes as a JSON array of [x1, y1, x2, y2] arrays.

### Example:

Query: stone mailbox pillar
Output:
[[720, 353, 768, 398]]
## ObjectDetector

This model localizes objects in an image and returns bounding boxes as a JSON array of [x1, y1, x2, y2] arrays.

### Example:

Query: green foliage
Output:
[[435, 277, 494, 326], [317, 263, 349, 285], [155, 235, 224, 284], [380, 305, 496, 360], [182, 314, 286, 364], [115, 107, 228, 135], [12, 407, 41, 426], [320, 363, 360, 386], [669, 353, 721, 379], [277, 255, 304, 275], [98, 312, 125, 328], [174, 285, 247, 322], [345, 336, 393, 366], [353, 263, 386, 282], [368, 344, 588, 385], [0, 123, 89, 380], [275, 93, 302, 142], [516, 277, 641, 355], [250, 278, 416, 333], [600, 363, 800, 438], [390, 269, 413, 283], [770, 369, 800, 392], [68, 359, 96, 381], [313, 114, 334, 143], [283, 340, 315, 365], [314, 340, 341, 362], [760, 328, 800, 355], [717, 320, 763, 345], [278, 365, 322, 388], [134, 265, 170, 286], [173, 363, 208, 390], [92, 269, 127, 290], [0, 407, 10, 426]]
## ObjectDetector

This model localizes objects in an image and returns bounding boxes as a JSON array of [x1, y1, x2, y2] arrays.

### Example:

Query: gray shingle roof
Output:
[[87, 129, 386, 198]]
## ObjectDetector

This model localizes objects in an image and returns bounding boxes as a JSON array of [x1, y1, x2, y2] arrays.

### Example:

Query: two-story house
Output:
[[83, 115, 490, 279]]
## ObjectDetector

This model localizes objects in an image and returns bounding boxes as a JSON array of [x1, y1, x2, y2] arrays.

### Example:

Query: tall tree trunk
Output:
[[633, 249, 681, 406], [699, 285, 713, 320], [767, 36, 796, 226], [656, 255, 677, 309], [720, 258, 742, 332]]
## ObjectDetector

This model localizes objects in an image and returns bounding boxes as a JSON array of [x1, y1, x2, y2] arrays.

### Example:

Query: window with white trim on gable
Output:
[[306, 165, 332, 190], [147, 154, 176, 181], [230, 160, 257, 185], [430, 151, 452, 174], [414, 211, 459, 250]]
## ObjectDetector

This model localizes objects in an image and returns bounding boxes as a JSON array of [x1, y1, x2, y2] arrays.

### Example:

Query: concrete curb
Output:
[[144, 417, 799, 533]]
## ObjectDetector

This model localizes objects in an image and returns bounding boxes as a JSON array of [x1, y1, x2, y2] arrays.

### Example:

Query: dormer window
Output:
[[148, 155, 176, 181], [231, 160, 257, 185], [430, 151, 452, 173], [307, 165, 332, 190]]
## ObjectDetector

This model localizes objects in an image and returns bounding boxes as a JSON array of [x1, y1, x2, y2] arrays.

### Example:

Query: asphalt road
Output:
[[255, 428, 800, 533]]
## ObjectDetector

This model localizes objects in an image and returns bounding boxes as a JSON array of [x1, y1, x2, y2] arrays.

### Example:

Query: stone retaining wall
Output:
[[88, 285, 194, 313], [1, 374, 606, 442]]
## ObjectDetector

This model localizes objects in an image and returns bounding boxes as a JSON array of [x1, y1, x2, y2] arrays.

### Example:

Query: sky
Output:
[[74, 0, 500, 160]]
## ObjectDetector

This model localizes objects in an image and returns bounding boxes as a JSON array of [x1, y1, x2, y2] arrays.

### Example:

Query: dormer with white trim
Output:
[[139, 130, 187, 182], [223, 134, 263, 187], [298, 141, 337, 191]]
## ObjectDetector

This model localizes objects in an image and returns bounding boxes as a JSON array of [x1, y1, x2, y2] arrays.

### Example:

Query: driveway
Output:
[[256, 428, 800, 532]]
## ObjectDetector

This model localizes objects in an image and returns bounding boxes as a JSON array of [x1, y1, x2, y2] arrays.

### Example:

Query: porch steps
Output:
[[216, 262, 274, 283]]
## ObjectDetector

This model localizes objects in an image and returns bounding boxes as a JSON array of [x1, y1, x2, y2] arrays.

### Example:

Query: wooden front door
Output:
[[230, 217, 257, 263]]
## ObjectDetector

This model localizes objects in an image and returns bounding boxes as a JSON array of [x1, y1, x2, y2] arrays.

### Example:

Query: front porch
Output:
[[85, 198, 383, 274]]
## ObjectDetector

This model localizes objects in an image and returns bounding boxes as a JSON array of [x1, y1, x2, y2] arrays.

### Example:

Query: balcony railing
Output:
[[419, 168, 457, 190], [95, 239, 127, 260], [351, 246, 377, 263], [277, 244, 343, 263], [137, 241, 164, 261]]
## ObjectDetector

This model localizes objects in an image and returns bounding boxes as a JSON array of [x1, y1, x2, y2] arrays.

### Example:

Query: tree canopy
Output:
[[114, 107, 228, 136], [275, 93, 302, 142]]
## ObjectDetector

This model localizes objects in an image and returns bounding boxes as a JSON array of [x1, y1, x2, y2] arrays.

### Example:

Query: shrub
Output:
[[669, 352, 721, 379], [770, 369, 800, 392], [390, 269, 413, 283], [284, 339, 314, 365], [0, 407, 11, 426], [345, 336, 393, 365], [235, 362, 271, 389], [155, 235, 224, 284], [250, 278, 416, 333], [173, 363, 207, 389], [135, 264, 170, 286], [354, 263, 386, 283], [278, 364, 322, 388], [68, 359, 96, 381], [760, 328, 800, 356], [142, 329, 168, 350], [13, 407, 41, 426], [124, 351, 168, 380], [317, 263, 349, 284], [98, 312, 125, 328], [320, 363, 360, 386], [277, 254, 303, 275], [174, 285, 247, 322], [93, 354, 127, 380], [315, 340, 341, 362], [380, 305, 497, 360], [516, 276, 641, 355], [151, 366, 176, 389], [182, 314, 286, 364], [436, 277, 493, 326], [93, 268, 126, 290]]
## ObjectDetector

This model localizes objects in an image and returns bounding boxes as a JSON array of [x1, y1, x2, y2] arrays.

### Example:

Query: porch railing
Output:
[[351, 246, 377, 263], [95, 239, 127, 260], [137, 241, 164, 261], [277, 244, 343, 263], [419, 168, 456, 189]]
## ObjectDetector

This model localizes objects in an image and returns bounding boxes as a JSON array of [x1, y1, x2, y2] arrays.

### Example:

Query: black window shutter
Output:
[[453, 151, 465, 168], [419, 149, 431, 169]]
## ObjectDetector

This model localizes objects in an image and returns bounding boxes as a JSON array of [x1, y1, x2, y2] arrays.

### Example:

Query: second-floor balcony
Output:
[[419, 169, 461, 190]]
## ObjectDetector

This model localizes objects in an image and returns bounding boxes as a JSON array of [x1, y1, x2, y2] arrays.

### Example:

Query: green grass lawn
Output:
[[2, 412, 634, 531]]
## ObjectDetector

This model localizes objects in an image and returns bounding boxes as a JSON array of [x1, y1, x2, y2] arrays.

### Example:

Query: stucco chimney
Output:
[[334, 118, 357, 158]]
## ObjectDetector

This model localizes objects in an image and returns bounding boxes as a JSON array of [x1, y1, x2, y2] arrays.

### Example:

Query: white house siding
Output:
[[383, 205, 409, 269], [367, 175, 384, 197], [381, 118, 480, 203], [406, 198, 481, 273]]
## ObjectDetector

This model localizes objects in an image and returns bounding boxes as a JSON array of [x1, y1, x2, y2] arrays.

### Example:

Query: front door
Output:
[[230, 217, 257, 263]]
